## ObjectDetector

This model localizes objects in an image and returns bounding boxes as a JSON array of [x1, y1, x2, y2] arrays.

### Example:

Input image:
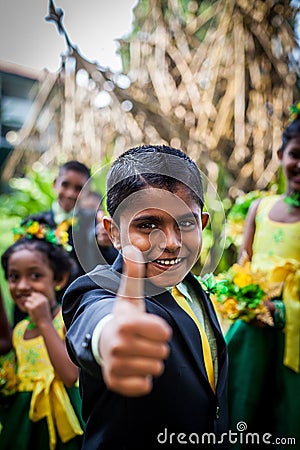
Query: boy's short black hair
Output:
[[106, 145, 204, 220], [59, 160, 91, 179]]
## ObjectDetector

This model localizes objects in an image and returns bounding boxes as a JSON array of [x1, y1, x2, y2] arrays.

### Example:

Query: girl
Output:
[[0, 215, 84, 450], [226, 108, 300, 448]]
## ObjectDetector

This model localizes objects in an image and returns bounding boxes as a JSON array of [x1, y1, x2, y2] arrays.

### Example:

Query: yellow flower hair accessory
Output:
[[13, 220, 72, 252], [290, 102, 300, 121]]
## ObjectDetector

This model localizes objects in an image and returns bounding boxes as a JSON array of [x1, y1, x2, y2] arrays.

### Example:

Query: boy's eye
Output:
[[178, 219, 196, 229], [138, 222, 157, 230]]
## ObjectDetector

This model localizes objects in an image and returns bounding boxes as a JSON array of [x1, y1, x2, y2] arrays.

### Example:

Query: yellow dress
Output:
[[252, 195, 300, 372], [226, 195, 300, 449], [0, 311, 84, 450]]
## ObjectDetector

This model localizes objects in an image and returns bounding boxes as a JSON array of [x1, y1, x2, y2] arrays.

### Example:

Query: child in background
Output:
[[0, 215, 84, 450], [78, 190, 118, 266], [63, 145, 228, 449], [226, 108, 300, 448]]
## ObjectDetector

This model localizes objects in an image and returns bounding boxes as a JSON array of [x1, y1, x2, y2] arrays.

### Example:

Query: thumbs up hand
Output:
[[99, 246, 172, 397]]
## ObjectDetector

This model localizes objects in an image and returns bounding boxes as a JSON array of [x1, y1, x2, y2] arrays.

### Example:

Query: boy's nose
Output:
[[66, 187, 78, 198], [160, 227, 181, 251]]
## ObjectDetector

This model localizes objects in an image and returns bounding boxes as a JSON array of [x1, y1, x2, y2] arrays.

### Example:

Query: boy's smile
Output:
[[104, 185, 208, 288]]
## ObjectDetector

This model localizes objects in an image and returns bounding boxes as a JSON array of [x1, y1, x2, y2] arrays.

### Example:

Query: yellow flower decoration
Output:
[[201, 259, 276, 326], [290, 102, 300, 121], [0, 350, 18, 397], [232, 262, 253, 287], [13, 219, 72, 252], [26, 221, 40, 235], [56, 217, 77, 232]]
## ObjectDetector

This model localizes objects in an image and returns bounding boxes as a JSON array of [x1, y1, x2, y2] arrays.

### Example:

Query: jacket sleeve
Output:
[[62, 274, 116, 379]]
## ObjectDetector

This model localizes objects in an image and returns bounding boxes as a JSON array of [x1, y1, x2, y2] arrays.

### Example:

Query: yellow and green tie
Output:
[[172, 286, 215, 394]]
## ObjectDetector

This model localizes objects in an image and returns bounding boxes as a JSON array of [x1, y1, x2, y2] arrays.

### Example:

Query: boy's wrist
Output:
[[91, 314, 114, 366]]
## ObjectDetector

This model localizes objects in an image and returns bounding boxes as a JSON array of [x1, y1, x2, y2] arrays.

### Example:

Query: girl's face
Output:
[[7, 248, 57, 312], [278, 137, 300, 193], [105, 185, 208, 288]]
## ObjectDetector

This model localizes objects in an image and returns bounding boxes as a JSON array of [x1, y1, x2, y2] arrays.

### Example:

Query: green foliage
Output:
[[0, 168, 55, 218], [0, 167, 56, 321], [227, 189, 269, 222]]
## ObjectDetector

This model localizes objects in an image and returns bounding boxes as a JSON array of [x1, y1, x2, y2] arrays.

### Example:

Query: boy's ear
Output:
[[201, 212, 209, 230], [102, 216, 121, 250]]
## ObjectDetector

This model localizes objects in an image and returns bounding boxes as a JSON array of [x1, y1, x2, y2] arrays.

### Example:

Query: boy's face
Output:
[[54, 169, 89, 213], [105, 185, 208, 288]]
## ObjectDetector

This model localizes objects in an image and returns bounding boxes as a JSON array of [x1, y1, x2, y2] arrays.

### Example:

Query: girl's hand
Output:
[[249, 300, 275, 328], [24, 292, 53, 328]]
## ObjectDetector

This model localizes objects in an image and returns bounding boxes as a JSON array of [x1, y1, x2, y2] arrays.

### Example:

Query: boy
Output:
[[63, 146, 228, 449], [45, 161, 117, 276]]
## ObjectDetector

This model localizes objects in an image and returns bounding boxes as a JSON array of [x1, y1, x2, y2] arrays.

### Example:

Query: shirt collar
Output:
[[52, 201, 74, 224]]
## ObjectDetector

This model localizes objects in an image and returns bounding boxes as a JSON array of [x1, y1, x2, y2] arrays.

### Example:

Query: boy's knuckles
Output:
[[110, 358, 164, 377], [160, 343, 170, 359], [104, 369, 153, 397]]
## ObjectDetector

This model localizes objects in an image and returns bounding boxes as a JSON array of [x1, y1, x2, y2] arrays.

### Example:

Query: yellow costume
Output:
[[226, 195, 300, 448], [0, 311, 83, 450], [252, 195, 300, 372]]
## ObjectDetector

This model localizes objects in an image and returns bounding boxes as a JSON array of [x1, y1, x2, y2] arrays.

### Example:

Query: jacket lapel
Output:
[[148, 288, 216, 395], [186, 273, 228, 395]]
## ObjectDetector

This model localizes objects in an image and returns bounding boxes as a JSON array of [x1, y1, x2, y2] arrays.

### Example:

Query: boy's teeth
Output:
[[156, 258, 181, 265]]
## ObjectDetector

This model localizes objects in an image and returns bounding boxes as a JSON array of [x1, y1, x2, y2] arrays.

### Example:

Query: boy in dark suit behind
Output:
[[63, 145, 228, 449]]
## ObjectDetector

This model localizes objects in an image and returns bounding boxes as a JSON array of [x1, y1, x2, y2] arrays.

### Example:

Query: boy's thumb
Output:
[[116, 245, 146, 311]]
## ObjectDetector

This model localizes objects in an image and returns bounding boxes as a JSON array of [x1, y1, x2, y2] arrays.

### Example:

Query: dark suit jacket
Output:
[[42, 208, 118, 276], [63, 254, 228, 450]]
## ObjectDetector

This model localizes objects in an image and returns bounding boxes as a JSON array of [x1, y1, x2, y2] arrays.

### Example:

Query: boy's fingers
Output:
[[116, 245, 146, 311]]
